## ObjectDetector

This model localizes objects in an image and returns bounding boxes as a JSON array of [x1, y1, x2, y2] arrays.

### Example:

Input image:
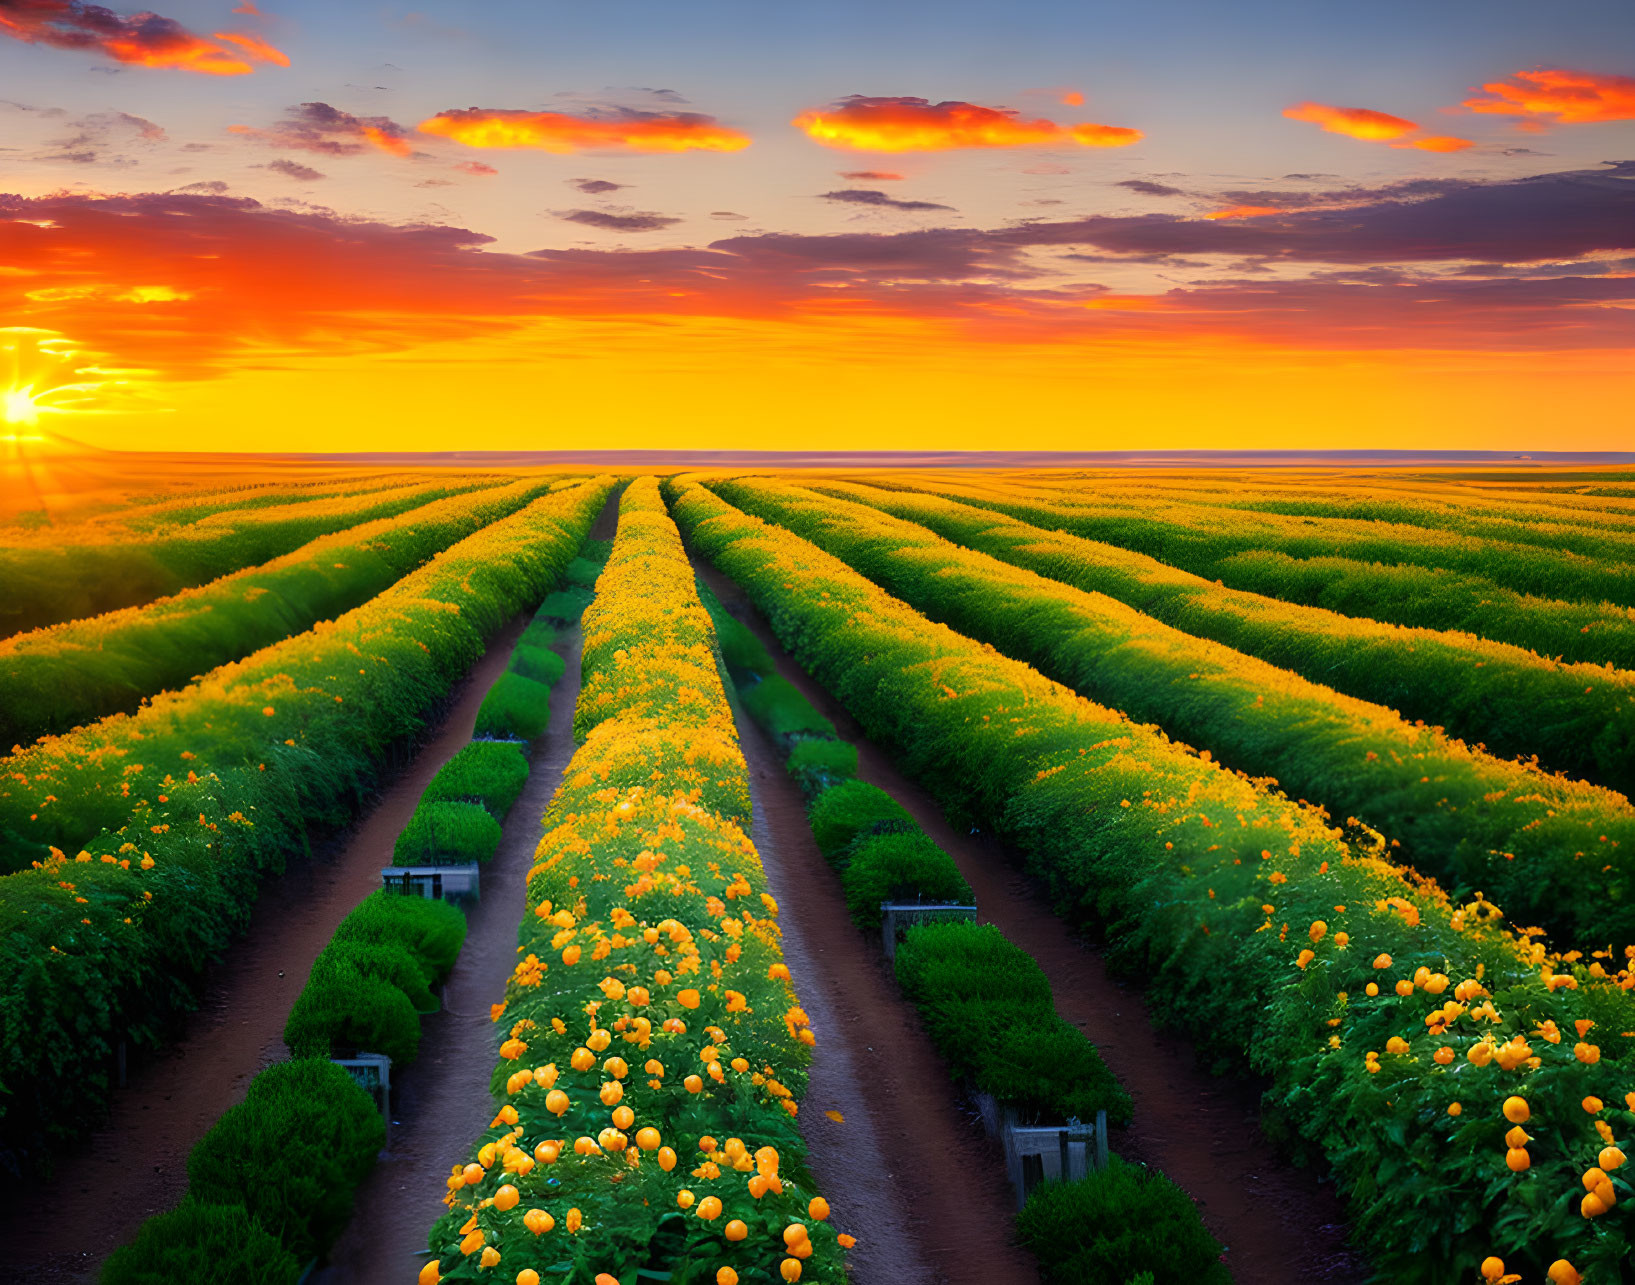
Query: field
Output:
[[3, 456, 1634, 1285]]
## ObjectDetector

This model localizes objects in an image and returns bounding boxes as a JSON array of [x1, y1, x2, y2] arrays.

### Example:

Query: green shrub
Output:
[[284, 948, 423, 1064], [519, 616, 557, 651], [333, 891, 468, 984], [697, 580, 775, 679], [840, 830, 972, 931], [1016, 1158, 1230, 1285], [579, 537, 613, 564], [510, 642, 567, 688], [423, 741, 530, 818], [101, 1197, 300, 1285], [807, 779, 916, 861], [785, 737, 857, 799], [896, 921, 1130, 1125], [740, 674, 835, 742], [564, 555, 603, 588], [474, 671, 553, 741], [534, 585, 595, 622], [393, 800, 502, 866], [187, 1059, 385, 1263]]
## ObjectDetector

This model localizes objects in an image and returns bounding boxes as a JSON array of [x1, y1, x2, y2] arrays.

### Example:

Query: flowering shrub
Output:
[[671, 480, 1635, 1283], [0, 478, 614, 1175], [421, 479, 846, 1285]]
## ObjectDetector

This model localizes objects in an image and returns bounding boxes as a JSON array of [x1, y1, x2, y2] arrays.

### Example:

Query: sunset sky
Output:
[[1, 0, 1633, 451]]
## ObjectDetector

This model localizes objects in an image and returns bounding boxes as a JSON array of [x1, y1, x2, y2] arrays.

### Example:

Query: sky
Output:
[[0, 0, 1633, 452]]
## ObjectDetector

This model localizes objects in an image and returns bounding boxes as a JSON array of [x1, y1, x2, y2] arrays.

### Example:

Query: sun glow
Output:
[[0, 329, 144, 429]]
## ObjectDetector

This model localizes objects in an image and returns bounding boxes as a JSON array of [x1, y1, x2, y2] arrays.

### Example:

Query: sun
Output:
[[2, 384, 43, 432]]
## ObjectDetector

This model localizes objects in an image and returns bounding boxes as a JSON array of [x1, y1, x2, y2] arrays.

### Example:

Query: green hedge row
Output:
[[670, 480, 1635, 1282], [812, 479, 1635, 797], [712, 477, 1635, 950], [0, 476, 498, 640], [0, 478, 555, 750], [422, 741, 531, 818], [0, 478, 615, 1178]]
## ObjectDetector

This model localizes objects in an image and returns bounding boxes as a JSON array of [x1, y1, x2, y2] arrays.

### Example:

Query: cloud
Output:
[[231, 1, 260, 12], [571, 178, 627, 193], [839, 169, 904, 181], [1284, 100, 1472, 152], [455, 160, 498, 176], [29, 106, 167, 164], [418, 107, 750, 153], [820, 188, 954, 211], [230, 102, 415, 157], [0, 0, 289, 74], [710, 210, 747, 220], [172, 180, 229, 193], [262, 158, 324, 180], [1463, 69, 1635, 126], [791, 96, 1142, 151], [1118, 179, 1184, 197], [557, 208, 682, 231]]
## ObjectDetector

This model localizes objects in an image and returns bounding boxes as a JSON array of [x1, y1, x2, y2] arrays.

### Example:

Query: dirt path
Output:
[[314, 616, 587, 1285], [696, 559, 1369, 1285], [0, 617, 528, 1285], [713, 562, 1036, 1285]]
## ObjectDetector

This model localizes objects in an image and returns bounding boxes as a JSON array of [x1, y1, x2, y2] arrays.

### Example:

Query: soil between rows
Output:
[[0, 615, 529, 1285], [694, 556, 1371, 1285]]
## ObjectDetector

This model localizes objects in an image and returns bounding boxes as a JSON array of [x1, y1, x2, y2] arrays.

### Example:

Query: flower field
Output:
[[4, 460, 1635, 1285]]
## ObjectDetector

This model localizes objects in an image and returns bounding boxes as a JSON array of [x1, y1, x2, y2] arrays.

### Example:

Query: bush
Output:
[[333, 891, 467, 984], [1016, 1158, 1230, 1285], [393, 800, 503, 866], [284, 946, 423, 1063], [534, 585, 595, 622], [740, 674, 835, 743], [509, 641, 567, 688], [563, 555, 603, 588], [187, 1059, 385, 1263], [697, 581, 776, 679], [896, 921, 1130, 1125], [474, 670, 553, 741], [101, 1198, 300, 1285], [518, 616, 557, 652], [422, 740, 530, 818], [807, 779, 916, 861], [840, 830, 972, 931], [785, 737, 857, 799]]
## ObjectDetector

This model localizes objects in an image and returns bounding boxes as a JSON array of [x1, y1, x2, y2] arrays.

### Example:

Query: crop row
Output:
[[712, 476, 1635, 951], [0, 476, 563, 749], [671, 479, 1635, 1284], [0, 474, 501, 639], [892, 474, 1635, 664], [84, 469, 449, 532], [807, 478, 1635, 797], [0, 478, 614, 1178], [419, 479, 845, 1285]]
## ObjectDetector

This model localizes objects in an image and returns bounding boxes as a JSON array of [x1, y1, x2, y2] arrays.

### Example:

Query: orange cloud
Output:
[[1203, 205, 1282, 220], [1061, 90, 1084, 107], [1463, 69, 1635, 126], [1285, 101, 1471, 153], [1283, 101, 1418, 141], [0, 0, 287, 73], [417, 108, 751, 154], [791, 96, 1142, 151], [230, 103, 413, 157]]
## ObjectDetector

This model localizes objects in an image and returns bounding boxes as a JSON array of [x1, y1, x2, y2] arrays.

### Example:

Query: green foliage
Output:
[[333, 891, 467, 984], [739, 675, 836, 743], [1015, 1158, 1230, 1285], [563, 554, 604, 588], [509, 641, 567, 688], [697, 579, 776, 679], [785, 737, 857, 799], [807, 779, 914, 861], [812, 478, 1635, 799], [100, 1198, 300, 1285], [713, 477, 1635, 947], [0, 478, 614, 1175], [534, 585, 595, 622], [840, 830, 971, 931], [895, 921, 1129, 1124], [187, 1059, 385, 1262], [518, 616, 557, 651], [474, 670, 554, 741], [0, 479, 554, 749], [284, 943, 425, 1063], [0, 478, 493, 642], [393, 800, 503, 866], [422, 740, 530, 818]]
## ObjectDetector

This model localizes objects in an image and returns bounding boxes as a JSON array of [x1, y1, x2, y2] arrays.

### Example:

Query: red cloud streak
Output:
[[1464, 69, 1635, 125], [0, 0, 288, 73], [793, 96, 1142, 151]]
